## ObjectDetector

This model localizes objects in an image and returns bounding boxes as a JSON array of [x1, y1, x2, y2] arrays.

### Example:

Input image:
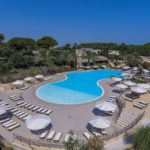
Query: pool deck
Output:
[[0, 72, 149, 150]]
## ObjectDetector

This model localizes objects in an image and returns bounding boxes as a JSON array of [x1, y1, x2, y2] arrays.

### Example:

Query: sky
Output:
[[0, 0, 150, 45]]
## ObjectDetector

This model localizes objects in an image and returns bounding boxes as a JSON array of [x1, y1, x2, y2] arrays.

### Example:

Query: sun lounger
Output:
[[13, 110, 21, 115], [40, 131, 49, 139], [37, 108, 44, 113], [22, 115, 32, 121], [45, 109, 52, 115], [0, 118, 10, 123], [83, 132, 91, 140], [92, 131, 101, 136], [109, 96, 117, 99], [16, 112, 25, 117], [9, 95, 19, 98], [8, 123, 20, 131], [2, 120, 14, 126], [24, 103, 31, 108], [106, 99, 114, 103], [53, 132, 62, 142], [16, 101, 24, 105], [41, 109, 48, 114], [4, 121, 17, 128], [11, 108, 18, 113], [11, 97, 23, 101], [137, 103, 146, 108], [101, 130, 107, 135], [19, 102, 28, 107], [133, 104, 144, 109], [123, 95, 133, 102], [46, 131, 55, 140], [28, 105, 35, 110], [139, 101, 149, 106], [19, 113, 27, 119], [0, 101, 8, 105], [32, 106, 39, 111]]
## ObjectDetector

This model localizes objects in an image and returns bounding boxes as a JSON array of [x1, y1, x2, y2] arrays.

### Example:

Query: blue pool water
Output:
[[36, 70, 121, 105]]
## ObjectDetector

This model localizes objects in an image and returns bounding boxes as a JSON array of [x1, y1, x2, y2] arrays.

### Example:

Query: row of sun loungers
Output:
[[16, 101, 52, 115], [133, 101, 149, 109], [0, 118, 20, 131], [39, 130, 62, 142]]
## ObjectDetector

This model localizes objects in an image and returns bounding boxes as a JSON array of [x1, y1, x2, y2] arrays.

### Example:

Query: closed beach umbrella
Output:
[[12, 80, 24, 87], [124, 80, 136, 87], [115, 83, 128, 90], [89, 117, 111, 129], [137, 84, 150, 90], [24, 77, 35, 82], [112, 77, 122, 82], [131, 86, 147, 94], [95, 101, 116, 113]]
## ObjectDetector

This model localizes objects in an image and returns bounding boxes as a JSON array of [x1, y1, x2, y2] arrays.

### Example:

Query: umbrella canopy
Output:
[[137, 84, 150, 90], [24, 77, 35, 82], [0, 105, 7, 116], [26, 115, 51, 131], [122, 66, 130, 70], [12, 80, 24, 86], [95, 101, 117, 112], [35, 75, 44, 79], [112, 77, 122, 82], [115, 83, 128, 89], [124, 80, 136, 87], [89, 117, 111, 129], [131, 86, 147, 94]]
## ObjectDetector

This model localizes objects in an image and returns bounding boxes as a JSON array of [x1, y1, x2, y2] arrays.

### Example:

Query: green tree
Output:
[[131, 126, 150, 150], [37, 36, 58, 49], [0, 33, 4, 44]]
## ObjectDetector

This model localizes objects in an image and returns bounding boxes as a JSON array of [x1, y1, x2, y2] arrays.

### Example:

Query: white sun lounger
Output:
[[133, 104, 144, 109], [32, 106, 39, 111], [16, 112, 25, 117], [17, 101, 24, 105], [9, 95, 19, 98], [19, 102, 28, 107], [8, 123, 20, 131], [11, 108, 18, 113], [83, 132, 91, 140], [0, 101, 8, 105], [11, 97, 22, 101], [0, 118, 10, 123], [22, 115, 32, 121], [4, 121, 17, 128], [7, 106, 14, 111], [2, 120, 14, 126], [40, 131, 49, 139], [109, 96, 117, 98], [37, 108, 44, 113], [46, 131, 55, 140], [28, 105, 35, 110], [13, 110, 21, 115], [53, 132, 62, 142], [45, 109, 52, 115], [139, 101, 149, 105], [24, 103, 31, 108], [41, 109, 48, 114], [19, 113, 27, 119]]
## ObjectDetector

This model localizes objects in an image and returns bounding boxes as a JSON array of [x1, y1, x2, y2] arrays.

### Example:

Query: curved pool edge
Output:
[[35, 71, 107, 105]]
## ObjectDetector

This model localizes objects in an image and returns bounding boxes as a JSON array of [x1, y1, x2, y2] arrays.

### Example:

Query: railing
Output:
[[13, 134, 65, 149], [103, 111, 145, 141]]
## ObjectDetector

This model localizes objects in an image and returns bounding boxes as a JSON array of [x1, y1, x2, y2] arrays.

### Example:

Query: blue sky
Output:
[[0, 0, 150, 45]]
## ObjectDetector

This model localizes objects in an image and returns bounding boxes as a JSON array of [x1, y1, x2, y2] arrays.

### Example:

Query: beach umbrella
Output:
[[89, 117, 111, 129], [95, 101, 116, 113], [131, 86, 147, 94], [124, 80, 136, 87], [122, 66, 131, 70], [26, 115, 51, 131], [24, 77, 35, 82], [35, 75, 44, 79], [137, 84, 150, 90], [115, 83, 128, 90], [12, 80, 24, 87], [112, 77, 122, 82]]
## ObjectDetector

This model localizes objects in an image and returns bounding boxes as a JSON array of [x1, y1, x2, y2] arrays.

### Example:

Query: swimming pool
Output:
[[36, 70, 122, 105]]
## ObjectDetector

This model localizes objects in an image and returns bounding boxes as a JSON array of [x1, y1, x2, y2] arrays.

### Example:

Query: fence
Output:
[[103, 111, 145, 141]]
